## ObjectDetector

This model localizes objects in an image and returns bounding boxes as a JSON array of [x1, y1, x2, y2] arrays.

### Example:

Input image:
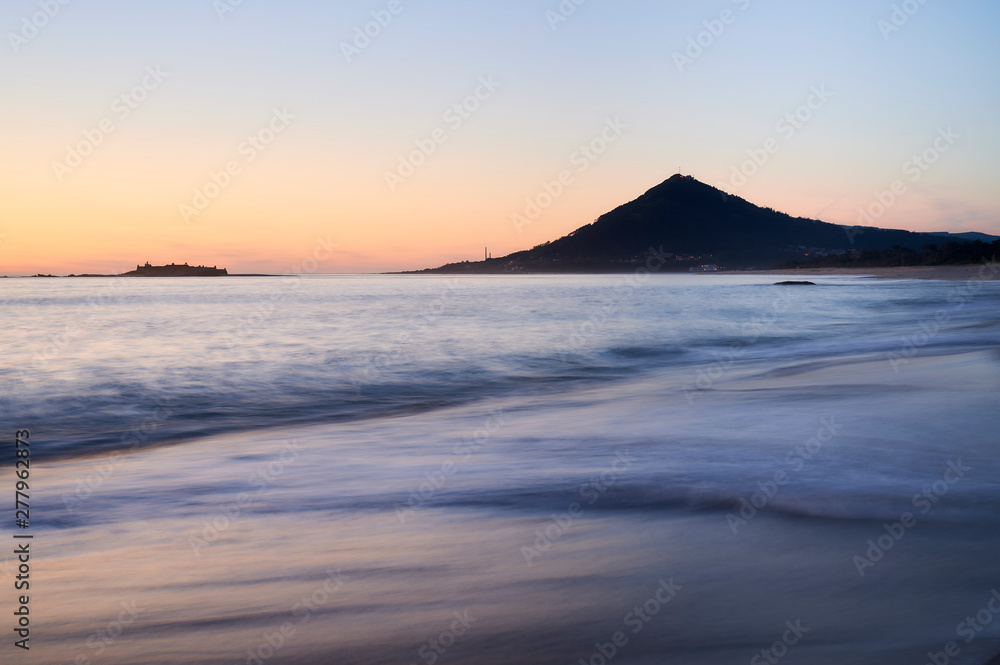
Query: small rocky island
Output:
[[121, 262, 228, 277]]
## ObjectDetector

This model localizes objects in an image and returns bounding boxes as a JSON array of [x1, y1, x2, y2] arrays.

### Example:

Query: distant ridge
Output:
[[414, 175, 985, 273], [929, 231, 1000, 243]]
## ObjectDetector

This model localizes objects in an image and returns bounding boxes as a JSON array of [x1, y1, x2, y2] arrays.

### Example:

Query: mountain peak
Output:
[[644, 173, 718, 198], [663, 173, 699, 186], [511, 173, 948, 268]]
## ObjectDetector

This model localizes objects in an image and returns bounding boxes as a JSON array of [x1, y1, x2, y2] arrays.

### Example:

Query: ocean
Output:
[[3, 272, 1000, 664]]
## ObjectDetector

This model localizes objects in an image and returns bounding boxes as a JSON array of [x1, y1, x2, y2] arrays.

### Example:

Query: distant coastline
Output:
[[4, 265, 994, 282], [1, 262, 275, 278]]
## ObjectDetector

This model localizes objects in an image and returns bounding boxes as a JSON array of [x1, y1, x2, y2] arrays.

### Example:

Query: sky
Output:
[[1, 0, 998, 274]]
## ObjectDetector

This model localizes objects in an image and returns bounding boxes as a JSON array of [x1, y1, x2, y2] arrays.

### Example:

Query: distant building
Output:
[[125, 262, 228, 277]]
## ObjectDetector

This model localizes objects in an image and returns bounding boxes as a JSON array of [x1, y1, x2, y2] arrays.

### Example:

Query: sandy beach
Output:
[[722, 264, 999, 282]]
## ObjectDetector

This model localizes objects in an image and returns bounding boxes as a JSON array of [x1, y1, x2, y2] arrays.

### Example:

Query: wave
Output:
[[9, 322, 1000, 463], [4, 277, 998, 463], [32, 466, 1000, 531]]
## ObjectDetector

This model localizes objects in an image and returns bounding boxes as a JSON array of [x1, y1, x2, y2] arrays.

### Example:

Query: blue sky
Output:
[[2, 0, 998, 272]]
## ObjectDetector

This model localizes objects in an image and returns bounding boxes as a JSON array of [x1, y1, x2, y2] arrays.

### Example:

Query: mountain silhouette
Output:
[[417, 174, 965, 273]]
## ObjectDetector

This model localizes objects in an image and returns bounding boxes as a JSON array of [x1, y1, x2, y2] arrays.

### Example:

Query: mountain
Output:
[[415, 175, 976, 273]]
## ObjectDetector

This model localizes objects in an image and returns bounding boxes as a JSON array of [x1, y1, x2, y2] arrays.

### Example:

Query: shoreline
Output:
[[4, 265, 996, 282], [722, 264, 999, 282]]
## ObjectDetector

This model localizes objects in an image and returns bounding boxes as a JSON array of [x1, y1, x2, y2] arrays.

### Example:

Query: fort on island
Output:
[[122, 262, 229, 277]]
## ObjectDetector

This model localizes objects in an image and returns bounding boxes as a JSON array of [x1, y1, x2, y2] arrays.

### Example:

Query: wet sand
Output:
[[18, 349, 1000, 665]]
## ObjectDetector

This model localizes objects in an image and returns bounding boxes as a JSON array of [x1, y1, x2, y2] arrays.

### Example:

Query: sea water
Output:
[[2, 273, 999, 664]]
